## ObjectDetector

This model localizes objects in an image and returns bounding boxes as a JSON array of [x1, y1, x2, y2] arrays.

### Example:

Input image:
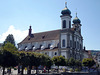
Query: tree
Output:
[[45, 55, 53, 73], [68, 57, 75, 70], [18, 51, 30, 75], [33, 53, 43, 74], [0, 43, 18, 75], [1, 50, 18, 75], [3, 34, 15, 46], [2, 42, 17, 53], [26, 52, 35, 75], [82, 58, 95, 72], [52, 56, 66, 72], [75, 60, 82, 70], [65, 59, 69, 66]]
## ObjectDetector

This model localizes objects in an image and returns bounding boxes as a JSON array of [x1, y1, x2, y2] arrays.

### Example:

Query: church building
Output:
[[18, 3, 84, 60]]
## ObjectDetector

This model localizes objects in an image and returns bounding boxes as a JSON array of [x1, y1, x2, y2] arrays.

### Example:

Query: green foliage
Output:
[[3, 34, 15, 46], [45, 55, 53, 69], [14, 67, 17, 70], [75, 68, 80, 72], [1, 42, 17, 53], [68, 57, 75, 67], [52, 56, 66, 67], [65, 59, 69, 66], [75, 60, 82, 68], [1, 50, 18, 68], [82, 58, 95, 68], [18, 51, 30, 67], [70, 68, 74, 72]]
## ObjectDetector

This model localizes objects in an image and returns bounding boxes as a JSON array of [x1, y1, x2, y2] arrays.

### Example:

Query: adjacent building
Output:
[[18, 3, 84, 60]]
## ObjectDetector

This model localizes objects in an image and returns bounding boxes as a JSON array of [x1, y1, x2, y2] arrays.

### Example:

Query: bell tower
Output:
[[60, 2, 72, 29]]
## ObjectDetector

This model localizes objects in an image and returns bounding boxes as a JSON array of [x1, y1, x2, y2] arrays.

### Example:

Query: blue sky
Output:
[[0, 0, 100, 50]]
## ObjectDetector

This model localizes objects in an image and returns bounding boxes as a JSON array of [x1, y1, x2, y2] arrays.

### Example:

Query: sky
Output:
[[0, 0, 100, 50]]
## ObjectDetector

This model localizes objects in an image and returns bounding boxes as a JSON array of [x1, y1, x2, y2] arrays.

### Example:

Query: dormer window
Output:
[[42, 35, 45, 39], [63, 20, 66, 28]]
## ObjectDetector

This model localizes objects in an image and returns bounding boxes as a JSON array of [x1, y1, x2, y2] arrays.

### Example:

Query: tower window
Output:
[[63, 20, 66, 28], [69, 21, 71, 28], [62, 39, 65, 47]]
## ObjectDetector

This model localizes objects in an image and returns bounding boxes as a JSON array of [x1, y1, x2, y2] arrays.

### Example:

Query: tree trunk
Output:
[[58, 66, 59, 73], [9, 68, 11, 74], [21, 66, 24, 75], [36, 66, 38, 74], [27, 66, 31, 75], [18, 65, 20, 74], [8, 68, 11, 75], [48, 68, 49, 73], [2, 67, 5, 75]]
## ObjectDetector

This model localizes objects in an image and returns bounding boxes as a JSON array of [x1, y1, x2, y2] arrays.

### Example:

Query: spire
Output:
[[76, 12, 77, 17], [76, 8, 77, 17], [65, 2, 67, 8]]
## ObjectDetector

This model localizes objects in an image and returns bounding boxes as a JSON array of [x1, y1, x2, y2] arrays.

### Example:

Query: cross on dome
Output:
[[65, 2, 67, 7]]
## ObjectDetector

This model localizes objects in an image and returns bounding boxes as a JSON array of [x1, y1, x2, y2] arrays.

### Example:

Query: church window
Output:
[[69, 21, 71, 28], [40, 45, 42, 49], [63, 20, 66, 28], [25, 46, 27, 49], [57, 43, 59, 47], [55, 52, 57, 55], [32, 45, 34, 49], [74, 41, 76, 48], [45, 52, 47, 55], [70, 40, 72, 47], [63, 55, 65, 58], [42, 35, 45, 39], [80, 44, 82, 50], [48, 44, 51, 48], [62, 39, 65, 47]]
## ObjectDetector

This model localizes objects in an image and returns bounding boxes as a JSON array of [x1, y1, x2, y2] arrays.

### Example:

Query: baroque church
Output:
[[18, 3, 84, 60]]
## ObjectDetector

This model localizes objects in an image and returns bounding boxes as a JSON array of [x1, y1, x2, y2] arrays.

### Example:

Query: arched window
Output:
[[55, 52, 57, 55], [62, 39, 65, 47], [63, 20, 66, 28], [48, 44, 51, 48], [39, 45, 42, 49], [25, 46, 27, 50], [69, 21, 71, 28], [32, 45, 34, 49]]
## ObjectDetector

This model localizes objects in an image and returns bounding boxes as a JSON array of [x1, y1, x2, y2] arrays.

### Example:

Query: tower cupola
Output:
[[61, 2, 71, 15], [73, 13, 81, 24]]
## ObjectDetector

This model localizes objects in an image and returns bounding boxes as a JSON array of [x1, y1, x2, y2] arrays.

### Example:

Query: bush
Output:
[[75, 68, 81, 72], [14, 67, 17, 70], [70, 69, 73, 72]]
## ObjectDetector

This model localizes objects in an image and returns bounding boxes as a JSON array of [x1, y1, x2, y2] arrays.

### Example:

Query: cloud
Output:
[[0, 25, 28, 44]]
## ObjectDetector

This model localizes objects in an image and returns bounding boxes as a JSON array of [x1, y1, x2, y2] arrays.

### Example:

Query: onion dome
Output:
[[61, 2, 71, 15], [73, 13, 81, 24]]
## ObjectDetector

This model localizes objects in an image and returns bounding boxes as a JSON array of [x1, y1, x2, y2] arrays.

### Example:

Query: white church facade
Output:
[[18, 3, 84, 60]]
